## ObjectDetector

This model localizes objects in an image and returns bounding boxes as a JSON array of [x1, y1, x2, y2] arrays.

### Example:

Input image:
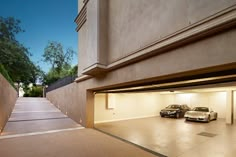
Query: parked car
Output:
[[160, 104, 191, 118], [184, 107, 217, 122]]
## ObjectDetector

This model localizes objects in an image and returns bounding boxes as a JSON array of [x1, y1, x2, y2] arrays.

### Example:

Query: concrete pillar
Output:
[[226, 90, 234, 124], [86, 91, 95, 128]]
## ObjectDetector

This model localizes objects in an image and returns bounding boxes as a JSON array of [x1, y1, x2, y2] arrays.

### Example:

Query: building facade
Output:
[[47, 0, 236, 127]]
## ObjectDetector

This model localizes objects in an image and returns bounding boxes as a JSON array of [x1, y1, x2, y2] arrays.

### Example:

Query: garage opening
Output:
[[94, 83, 236, 124], [93, 77, 236, 156]]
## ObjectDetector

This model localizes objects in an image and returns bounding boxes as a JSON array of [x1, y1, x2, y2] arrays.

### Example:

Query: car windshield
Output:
[[166, 105, 180, 109], [193, 107, 209, 112]]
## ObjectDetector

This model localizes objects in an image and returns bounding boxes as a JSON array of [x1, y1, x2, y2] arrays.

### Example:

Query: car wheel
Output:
[[214, 113, 218, 120], [161, 115, 164, 117], [185, 118, 188, 121], [176, 113, 180, 119], [207, 116, 211, 123]]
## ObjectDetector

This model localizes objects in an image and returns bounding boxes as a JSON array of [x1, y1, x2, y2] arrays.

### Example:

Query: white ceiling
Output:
[[159, 86, 236, 94]]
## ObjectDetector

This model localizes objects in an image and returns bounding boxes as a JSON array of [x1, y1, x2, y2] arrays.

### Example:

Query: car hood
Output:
[[185, 111, 209, 116], [161, 108, 179, 112]]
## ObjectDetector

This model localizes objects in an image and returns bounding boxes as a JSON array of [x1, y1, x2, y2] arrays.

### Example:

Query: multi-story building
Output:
[[47, 0, 236, 128]]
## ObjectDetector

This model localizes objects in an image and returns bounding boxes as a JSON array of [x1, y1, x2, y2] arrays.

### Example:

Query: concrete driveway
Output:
[[0, 98, 160, 157], [95, 116, 236, 157], [1, 97, 81, 135]]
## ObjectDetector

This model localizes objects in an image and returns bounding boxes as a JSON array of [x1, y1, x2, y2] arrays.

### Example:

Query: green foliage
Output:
[[42, 41, 77, 85], [23, 85, 43, 97], [70, 65, 78, 76], [43, 41, 75, 73], [0, 64, 16, 89], [0, 16, 23, 42], [43, 64, 77, 85], [0, 16, 40, 86]]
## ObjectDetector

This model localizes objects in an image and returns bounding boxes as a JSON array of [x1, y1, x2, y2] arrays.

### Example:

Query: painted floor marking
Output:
[[12, 111, 60, 113], [0, 127, 84, 140], [8, 116, 68, 122]]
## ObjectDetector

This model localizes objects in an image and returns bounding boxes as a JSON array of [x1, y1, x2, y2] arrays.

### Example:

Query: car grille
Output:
[[162, 111, 175, 114]]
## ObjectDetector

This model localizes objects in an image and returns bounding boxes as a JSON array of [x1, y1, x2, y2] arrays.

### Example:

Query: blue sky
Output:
[[0, 0, 78, 72]]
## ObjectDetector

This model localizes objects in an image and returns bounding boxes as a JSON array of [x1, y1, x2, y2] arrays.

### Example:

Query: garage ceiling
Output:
[[97, 74, 236, 93]]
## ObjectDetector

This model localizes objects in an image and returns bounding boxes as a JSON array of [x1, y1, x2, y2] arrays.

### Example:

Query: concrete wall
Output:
[[94, 93, 163, 123], [107, 0, 236, 63], [77, 21, 87, 76], [77, 0, 236, 74], [46, 82, 85, 124], [88, 28, 236, 89], [0, 74, 17, 133]]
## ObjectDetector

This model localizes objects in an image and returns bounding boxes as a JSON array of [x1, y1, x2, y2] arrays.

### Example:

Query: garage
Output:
[[94, 75, 236, 157], [94, 83, 236, 125]]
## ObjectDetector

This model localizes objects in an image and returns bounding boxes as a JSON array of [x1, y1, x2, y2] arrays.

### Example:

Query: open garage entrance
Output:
[[94, 83, 236, 125], [93, 75, 236, 157]]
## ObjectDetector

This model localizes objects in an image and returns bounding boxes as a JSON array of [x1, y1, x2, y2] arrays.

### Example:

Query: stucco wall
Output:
[[49, 28, 236, 127], [88, 28, 236, 89], [59, 0, 236, 127], [78, 22, 88, 76], [77, 0, 236, 74], [0, 74, 17, 133], [106, 0, 236, 63], [46, 82, 83, 124]]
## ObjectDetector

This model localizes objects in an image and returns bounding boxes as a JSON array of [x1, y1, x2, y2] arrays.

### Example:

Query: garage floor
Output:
[[95, 117, 236, 157]]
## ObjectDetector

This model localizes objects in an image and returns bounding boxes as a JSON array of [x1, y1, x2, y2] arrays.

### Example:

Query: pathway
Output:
[[1, 97, 81, 136]]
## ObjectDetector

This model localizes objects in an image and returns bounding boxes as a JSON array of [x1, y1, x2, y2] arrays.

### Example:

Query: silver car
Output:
[[184, 107, 217, 122]]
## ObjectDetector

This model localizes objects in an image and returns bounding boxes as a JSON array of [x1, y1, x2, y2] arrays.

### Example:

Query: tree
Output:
[[43, 41, 75, 73], [0, 64, 15, 88], [0, 16, 23, 42], [23, 85, 43, 97], [42, 41, 76, 85], [0, 16, 40, 86], [42, 64, 77, 85], [70, 65, 78, 76]]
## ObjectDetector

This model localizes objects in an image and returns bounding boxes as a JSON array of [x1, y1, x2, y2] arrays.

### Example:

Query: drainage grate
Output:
[[197, 132, 217, 137]]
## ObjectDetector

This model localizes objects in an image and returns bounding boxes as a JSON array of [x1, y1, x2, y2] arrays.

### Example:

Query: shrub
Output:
[[24, 86, 43, 97]]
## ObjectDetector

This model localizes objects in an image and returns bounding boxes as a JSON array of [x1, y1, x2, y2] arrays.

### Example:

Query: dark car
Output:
[[160, 104, 191, 118]]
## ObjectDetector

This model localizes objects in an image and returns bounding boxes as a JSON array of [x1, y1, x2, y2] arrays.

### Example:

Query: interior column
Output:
[[226, 90, 234, 124]]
